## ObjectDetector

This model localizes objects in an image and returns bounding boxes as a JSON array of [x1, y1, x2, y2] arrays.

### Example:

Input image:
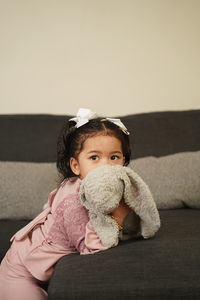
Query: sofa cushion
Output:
[[129, 151, 200, 209], [0, 162, 58, 220], [0, 220, 29, 261], [1, 151, 199, 220], [48, 209, 200, 300], [0, 110, 200, 162], [0, 114, 65, 162]]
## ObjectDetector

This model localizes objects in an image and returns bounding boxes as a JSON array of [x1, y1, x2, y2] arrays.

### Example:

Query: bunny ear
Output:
[[80, 177, 119, 247], [79, 183, 85, 204], [79, 182, 88, 208], [119, 166, 161, 239], [79, 182, 92, 211], [89, 213, 119, 248]]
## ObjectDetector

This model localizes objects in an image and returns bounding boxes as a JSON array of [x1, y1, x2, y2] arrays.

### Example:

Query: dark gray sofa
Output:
[[0, 110, 200, 299]]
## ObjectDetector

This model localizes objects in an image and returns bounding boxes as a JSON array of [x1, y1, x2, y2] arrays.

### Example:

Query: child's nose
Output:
[[101, 158, 111, 166]]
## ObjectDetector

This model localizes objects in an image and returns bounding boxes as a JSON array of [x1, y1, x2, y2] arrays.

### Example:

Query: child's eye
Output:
[[110, 155, 119, 160], [90, 155, 99, 161]]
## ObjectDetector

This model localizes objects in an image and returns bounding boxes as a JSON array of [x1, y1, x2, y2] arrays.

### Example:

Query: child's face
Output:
[[70, 135, 125, 179]]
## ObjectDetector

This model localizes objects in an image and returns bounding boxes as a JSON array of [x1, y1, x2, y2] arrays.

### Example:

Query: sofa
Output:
[[0, 110, 200, 299]]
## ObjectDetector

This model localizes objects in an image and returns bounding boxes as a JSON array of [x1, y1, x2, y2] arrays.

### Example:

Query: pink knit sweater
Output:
[[10, 177, 114, 282]]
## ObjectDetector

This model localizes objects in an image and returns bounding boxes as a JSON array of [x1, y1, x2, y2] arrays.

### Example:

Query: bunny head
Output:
[[80, 165, 160, 247], [80, 165, 124, 214]]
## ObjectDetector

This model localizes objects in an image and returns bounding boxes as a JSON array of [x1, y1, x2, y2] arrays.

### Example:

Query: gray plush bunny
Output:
[[80, 165, 160, 247]]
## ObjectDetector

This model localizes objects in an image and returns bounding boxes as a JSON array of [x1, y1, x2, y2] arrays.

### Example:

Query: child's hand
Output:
[[111, 200, 131, 227]]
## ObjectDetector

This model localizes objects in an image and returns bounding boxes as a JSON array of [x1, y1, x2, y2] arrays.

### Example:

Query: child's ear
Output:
[[70, 157, 80, 176]]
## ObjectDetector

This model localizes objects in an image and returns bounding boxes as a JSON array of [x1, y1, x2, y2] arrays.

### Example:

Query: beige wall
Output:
[[0, 0, 200, 116]]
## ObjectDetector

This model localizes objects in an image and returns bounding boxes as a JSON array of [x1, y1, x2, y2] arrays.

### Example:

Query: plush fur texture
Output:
[[80, 165, 161, 247]]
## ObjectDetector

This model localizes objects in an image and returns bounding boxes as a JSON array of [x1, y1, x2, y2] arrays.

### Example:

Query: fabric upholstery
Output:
[[0, 220, 29, 261], [1, 150, 199, 221], [129, 151, 200, 209], [0, 110, 200, 162], [48, 209, 200, 300], [0, 162, 58, 219]]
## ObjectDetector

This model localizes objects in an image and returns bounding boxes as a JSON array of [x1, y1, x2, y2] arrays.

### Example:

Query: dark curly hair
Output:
[[57, 118, 131, 180]]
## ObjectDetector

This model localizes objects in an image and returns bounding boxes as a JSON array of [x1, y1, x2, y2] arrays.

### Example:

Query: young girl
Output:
[[0, 108, 132, 300]]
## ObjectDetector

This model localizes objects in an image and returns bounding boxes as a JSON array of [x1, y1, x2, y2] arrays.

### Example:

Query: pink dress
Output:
[[0, 177, 116, 300]]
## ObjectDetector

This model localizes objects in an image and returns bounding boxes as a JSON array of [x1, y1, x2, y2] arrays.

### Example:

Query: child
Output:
[[0, 108, 132, 300]]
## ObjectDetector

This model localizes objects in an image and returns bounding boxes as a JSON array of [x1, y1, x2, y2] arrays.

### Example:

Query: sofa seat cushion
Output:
[[0, 220, 29, 261], [48, 209, 200, 300]]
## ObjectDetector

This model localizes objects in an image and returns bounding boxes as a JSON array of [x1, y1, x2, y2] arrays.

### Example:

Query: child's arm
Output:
[[111, 200, 132, 227], [81, 221, 118, 254]]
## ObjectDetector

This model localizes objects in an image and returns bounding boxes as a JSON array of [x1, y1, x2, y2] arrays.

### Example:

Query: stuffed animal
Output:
[[80, 165, 160, 247]]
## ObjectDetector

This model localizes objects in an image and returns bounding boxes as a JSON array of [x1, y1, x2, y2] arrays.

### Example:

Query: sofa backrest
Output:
[[0, 110, 200, 162], [0, 110, 200, 221]]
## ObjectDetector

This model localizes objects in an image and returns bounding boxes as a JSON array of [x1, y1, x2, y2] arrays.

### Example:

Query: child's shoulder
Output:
[[48, 177, 81, 210], [54, 177, 86, 217], [60, 177, 82, 194]]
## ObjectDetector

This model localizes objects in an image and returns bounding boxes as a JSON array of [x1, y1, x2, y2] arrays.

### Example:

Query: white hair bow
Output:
[[69, 108, 130, 135], [104, 118, 130, 135], [69, 108, 97, 128]]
